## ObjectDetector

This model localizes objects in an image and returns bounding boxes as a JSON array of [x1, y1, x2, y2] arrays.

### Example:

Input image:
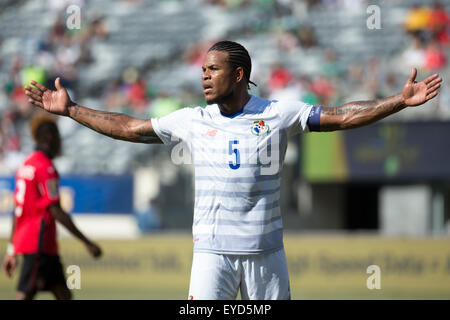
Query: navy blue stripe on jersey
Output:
[[307, 106, 322, 132]]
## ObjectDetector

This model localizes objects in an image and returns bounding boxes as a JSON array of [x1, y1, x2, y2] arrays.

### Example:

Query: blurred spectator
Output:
[[428, 2, 449, 34], [296, 24, 318, 49], [269, 74, 306, 102], [1, 0, 449, 176], [321, 49, 342, 78], [305, 0, 320, 11], [404, 4, 431, 37], [428, 2, 450, 46], [122, 68, 148, 114], [56, 34, 81, 67], [184, 41, 212, 68], [22, 65, 47, 89], [48, 16, 67, 46], [127, 77, 148, 111], [268, 63, 293, 92], [423, 39, 447, 72], [35, 44, 56, 71], [273, 0, 294, 18], [298, 75, 320, 106], [102, 79, 128, 113], [76, 16, 110, 66], [378, 71, 400, 99], [89, 16, 109, 41], [365, 57, 382, 100], [342, 63, 371, 101], [398, 35, 426, 72], [11, 86, 33, 120], [0, 109, 21, 154], [435, 25, 450, 47], [310, 76, 336, 107], [277, 30, 299, 52]]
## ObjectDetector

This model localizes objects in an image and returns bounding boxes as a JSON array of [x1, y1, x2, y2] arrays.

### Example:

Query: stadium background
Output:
[[1, 0, 450, 299]]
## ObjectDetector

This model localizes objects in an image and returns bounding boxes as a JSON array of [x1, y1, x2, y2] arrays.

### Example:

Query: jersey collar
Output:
[[218, 95, 254, 119]]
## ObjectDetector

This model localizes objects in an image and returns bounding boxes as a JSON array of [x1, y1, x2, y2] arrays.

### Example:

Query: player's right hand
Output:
[[85, 241, 102, 259], [2, 254, 17, 278], [24, 77, 74, 116]]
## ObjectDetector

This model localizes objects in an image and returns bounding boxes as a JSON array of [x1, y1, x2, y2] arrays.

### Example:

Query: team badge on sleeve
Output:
[[46, 179, 59, 199], [251, 120, 270, 136]]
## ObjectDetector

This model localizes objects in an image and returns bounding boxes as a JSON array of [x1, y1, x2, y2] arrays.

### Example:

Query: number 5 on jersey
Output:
[[229, 140, 240, 170]]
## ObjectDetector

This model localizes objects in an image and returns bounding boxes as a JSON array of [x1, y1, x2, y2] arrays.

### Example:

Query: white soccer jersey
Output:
[[151, 95, 313, 255]]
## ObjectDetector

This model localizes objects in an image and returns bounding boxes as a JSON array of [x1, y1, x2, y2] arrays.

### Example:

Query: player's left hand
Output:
[[402, 68, 442, 107], [2, 254, 17, 278]]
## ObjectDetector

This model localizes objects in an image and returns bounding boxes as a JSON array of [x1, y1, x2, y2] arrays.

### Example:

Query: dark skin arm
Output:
[[319, 68, 442, 131], [24, 78, 162, 144], [49, 203, 102, 258], [2, 211, 17, 278]]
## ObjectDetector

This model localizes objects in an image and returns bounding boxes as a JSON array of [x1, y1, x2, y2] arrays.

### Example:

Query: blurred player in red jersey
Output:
[[1, 114, 102, 300]]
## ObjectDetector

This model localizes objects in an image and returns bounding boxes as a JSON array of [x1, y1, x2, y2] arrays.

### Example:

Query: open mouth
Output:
[[203, 84, 213, 94]]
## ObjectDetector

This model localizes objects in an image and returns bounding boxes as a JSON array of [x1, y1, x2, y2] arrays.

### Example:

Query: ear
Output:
[[235, 66, 244, 83]]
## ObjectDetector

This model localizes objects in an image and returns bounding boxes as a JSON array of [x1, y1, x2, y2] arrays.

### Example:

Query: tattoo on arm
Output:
[[72, 105, 79, 117], [68, 104, 161, 143], [320, 94, 406, 131]]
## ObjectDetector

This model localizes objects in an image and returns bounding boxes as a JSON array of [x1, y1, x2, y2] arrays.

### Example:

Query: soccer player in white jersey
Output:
[[24, 41, 442, 300]]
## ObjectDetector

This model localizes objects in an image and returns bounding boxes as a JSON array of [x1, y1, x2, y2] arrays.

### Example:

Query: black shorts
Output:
[[17, 254, 67, 295]]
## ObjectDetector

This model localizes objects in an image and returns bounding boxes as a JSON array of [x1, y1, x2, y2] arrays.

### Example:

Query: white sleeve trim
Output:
[[300, 104, 314, 133], [150, 118, 170, 145]]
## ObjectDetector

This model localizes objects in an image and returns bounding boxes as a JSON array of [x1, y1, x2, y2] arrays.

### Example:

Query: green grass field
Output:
[[1, 235, 449, 300]]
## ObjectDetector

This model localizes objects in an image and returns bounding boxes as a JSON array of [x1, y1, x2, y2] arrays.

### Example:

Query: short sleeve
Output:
[[35, 164, 60, 210], [151, 107, 194, 146], [275, 100, 314, 137]]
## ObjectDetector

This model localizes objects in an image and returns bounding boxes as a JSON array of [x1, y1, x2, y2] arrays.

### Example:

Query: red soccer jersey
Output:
[[13, 150, 60, 255]]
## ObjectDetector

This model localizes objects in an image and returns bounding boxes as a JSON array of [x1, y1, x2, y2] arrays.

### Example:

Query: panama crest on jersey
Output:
[[251, 120, 270, 136]]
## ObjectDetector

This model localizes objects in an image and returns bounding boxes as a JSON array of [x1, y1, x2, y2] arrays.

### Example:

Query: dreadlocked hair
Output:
[[208, 40, 257, 90]]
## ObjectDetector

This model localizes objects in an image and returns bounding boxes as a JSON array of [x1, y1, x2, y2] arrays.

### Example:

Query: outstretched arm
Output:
[[319, 68, 442, 131], [24, 78, 162, 144]]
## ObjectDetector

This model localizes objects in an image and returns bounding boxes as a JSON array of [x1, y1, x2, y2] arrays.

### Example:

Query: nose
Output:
[[202, 69, 211, 80]]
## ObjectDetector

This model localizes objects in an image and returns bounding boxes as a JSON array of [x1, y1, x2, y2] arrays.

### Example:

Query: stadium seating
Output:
[[0, 0, 449, 175]]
